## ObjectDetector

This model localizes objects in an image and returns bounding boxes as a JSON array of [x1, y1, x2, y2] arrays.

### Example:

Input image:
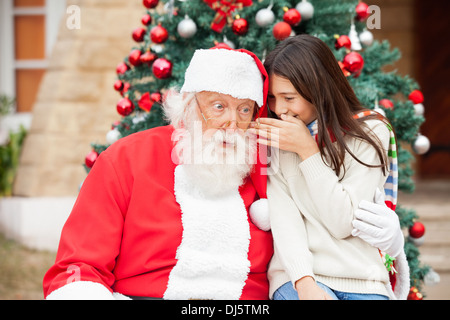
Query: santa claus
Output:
[[43, 48, 274, 300], [43, 47, 405, 300]]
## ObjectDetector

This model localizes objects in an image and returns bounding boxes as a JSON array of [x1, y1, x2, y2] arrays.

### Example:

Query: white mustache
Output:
[[209, 130, 244, 146]]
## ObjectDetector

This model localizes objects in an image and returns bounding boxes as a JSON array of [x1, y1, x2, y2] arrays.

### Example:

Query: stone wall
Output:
[[13, 0, 144, 196]]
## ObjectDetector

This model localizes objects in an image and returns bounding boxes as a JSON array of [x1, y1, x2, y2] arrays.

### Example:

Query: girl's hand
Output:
[[295, 277, 334, 300], [249, 114, 319, 160]]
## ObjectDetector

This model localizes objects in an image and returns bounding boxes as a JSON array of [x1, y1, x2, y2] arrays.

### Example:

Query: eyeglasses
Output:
[[195, 95, 258, 130]]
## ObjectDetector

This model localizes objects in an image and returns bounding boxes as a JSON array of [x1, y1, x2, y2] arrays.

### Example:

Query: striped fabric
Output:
[[306, 110, 398, 211]]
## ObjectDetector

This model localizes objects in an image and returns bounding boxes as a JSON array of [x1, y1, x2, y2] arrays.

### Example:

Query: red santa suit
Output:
[[43, 125, 274, 299]]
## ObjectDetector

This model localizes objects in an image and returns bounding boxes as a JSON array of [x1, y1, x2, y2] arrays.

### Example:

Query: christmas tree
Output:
[[84, 0, 434, 299]]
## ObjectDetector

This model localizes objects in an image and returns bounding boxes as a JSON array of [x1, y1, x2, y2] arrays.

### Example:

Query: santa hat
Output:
[[181, 47, 271, 231], [181, 48, 265, 108]]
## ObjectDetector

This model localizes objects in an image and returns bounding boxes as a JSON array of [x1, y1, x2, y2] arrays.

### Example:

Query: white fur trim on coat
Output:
[[46, 281, 131, 300], [180, 49, 264, 107], [164, 165, 251, 300], [249, 198, 271, 231]]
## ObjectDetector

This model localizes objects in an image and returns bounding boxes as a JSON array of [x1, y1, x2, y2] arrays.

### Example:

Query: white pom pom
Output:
[[249, 198, 271, 231]]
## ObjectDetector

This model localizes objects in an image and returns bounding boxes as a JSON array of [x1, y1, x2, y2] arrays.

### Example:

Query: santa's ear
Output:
[[162, 90, 195, 129]]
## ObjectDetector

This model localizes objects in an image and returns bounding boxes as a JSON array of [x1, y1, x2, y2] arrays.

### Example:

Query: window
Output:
[[0, 0, 66, 113]]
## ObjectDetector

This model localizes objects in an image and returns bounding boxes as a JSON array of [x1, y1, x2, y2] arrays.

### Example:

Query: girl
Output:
[[250, 35, 409, 300]]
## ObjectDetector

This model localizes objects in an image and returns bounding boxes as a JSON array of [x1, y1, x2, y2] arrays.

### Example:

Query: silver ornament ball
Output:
[[296, 0, 314, 21], [177, 16, 197, 38], [413, 134, 430, 155], [106, 129, 121, 145], [255, 8, 275, 27], [359, 29, 374, 46], [414, 103, 425, 116]]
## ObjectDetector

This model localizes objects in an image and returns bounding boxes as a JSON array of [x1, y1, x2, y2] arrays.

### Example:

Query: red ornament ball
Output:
[[143, 0, 159, 9], [129, 49, 142, 67], [141, 14, 152, 26], [211, 42, 232, 50], [150, 92, 162, 103], [379, 99, 394, 109], [355, 2, 369, 21], [121, 82, 131, 96], [85, 151, 99, 169], [409, 221, 425, 239], [407, 287, 423, 300], [335, 35, 352, 50], [232, 18, 249, 36], [140, 51, 157, 65], [150, 25, 169, 44], [283, 8, 302, 26], [113, 80, 124, 92], [338, 61, 351, 77], [132, 27, 146, 42], [409, 90, 424, 104], [152, 58, 172, 79], [116, 62, 129, 75], [240, 0, 252, 5], [117, 97, 135, 117], [273, 21, 292, 41], [343, 52, 364, 74]]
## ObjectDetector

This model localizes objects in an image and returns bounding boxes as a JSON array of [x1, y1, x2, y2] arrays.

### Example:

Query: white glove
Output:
[[352, 188, 404, 258]]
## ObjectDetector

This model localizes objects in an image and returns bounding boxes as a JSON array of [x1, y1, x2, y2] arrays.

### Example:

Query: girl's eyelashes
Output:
[[267, 94, 295, 101]]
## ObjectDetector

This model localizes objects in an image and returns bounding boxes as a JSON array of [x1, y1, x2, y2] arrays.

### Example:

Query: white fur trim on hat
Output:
[[249, 198, 271, 231], [181, 49, 264, 107]]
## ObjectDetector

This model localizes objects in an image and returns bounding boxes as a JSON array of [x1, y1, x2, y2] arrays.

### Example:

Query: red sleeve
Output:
[[43, 151, 128, 298]]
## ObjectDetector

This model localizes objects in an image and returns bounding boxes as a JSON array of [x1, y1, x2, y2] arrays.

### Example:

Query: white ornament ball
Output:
[[132, 114, 146, 124], [424, 268, 441, 286], [177, 16, 197, 38], [296, 0, 314, 21], [106, 129, 121, 145], [412, 134, 430, 155], [152, 44, 164, 54], [224, 39, 235, 49], [359, 29, 374, 46], [255, 8, 275, 27], [414, 103, 425, 116], [409, 235, 425, 246]]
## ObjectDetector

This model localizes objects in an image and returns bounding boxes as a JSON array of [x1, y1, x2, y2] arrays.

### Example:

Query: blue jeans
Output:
[[273, 281, 389, 300]]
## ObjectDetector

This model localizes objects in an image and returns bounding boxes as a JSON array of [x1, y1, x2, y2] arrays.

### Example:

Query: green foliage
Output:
[[88, 0, 430, 295], [0, 95, 15, 117], [0, 126, 27, 197]]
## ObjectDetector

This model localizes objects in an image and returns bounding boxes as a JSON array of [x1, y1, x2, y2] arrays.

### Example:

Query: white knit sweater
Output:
[[267, 120, 392, 299]]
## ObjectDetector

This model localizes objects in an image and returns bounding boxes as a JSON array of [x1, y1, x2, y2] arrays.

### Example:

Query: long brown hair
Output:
[[264, 34, 388, 178]]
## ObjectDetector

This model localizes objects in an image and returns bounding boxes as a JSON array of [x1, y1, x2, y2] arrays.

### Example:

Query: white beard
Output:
[[173, 123, 257, 196]]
